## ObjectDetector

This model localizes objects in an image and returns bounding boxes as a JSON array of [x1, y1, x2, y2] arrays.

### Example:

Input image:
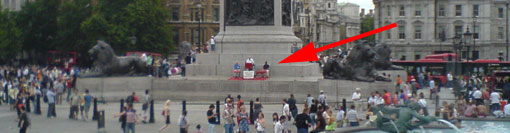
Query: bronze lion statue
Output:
[[323, 41, 390, 82], [81, 40, 148, 77], [374, 42, 403, 70]]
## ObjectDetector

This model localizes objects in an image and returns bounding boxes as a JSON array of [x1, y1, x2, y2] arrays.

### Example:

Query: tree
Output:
[[0, 8, 22, 58], [81, 0, 174, 55], [55, 0, 92, 52], [361, 16, 375, 43], [15, 0, 60, 60]]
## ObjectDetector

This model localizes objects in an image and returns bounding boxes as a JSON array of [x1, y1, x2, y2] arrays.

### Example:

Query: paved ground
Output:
[[0, 87, 457, 133]]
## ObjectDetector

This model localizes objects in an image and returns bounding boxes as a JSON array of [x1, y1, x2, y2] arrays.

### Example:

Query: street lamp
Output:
[[463, 27, 473, 61], [452, 35, 462, 75], [197, 3, 202, 53]]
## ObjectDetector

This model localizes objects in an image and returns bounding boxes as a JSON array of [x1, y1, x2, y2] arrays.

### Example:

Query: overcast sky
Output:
[[337, 0, 374, 10]]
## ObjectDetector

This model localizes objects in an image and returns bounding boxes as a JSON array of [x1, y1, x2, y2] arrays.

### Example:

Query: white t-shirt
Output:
[[246, 58, 254, 64], [282, 104, 290, 116], [346, 109, 358, 122], [336, 110, 345, 122], [210, 38, 215, 45], [418, 99, 427, 107], [352, 92, 361, 101], [473, 90, 482, 99], [490, 92, 500, 104], [274, 121, 285, 133], [368, 96, 376, 105], [375, 96, 385, 105], [447, 74, 453, 81], [504, 104, 510, 115]]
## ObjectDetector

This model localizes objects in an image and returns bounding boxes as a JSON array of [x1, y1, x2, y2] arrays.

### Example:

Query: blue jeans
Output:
[[298, 128, 308, 133], [211, 44, 215, 51], [208, 123, 215, 133], [350, 122, 359, 127], [309, 113, 316, 126], [224, 124, 234, 133], [47, 103, 56, 118], [492, 103, 501, 111], [125, 123, 135, 133]]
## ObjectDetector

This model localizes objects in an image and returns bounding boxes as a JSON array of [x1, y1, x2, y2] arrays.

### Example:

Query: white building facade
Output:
[[374, 0, 510, 60], [2, 0, 27, 11]]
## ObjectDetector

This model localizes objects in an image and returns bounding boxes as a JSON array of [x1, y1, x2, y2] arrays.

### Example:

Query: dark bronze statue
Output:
[[374, 42, 403, 70], [225, 0, 274, 25], [81, 40, 147, 77], [323, 41, 391, 82], [371, 102, 438, 133]]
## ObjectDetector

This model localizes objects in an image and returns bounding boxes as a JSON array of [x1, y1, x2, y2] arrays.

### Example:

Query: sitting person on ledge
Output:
[[263, 61, 270, 77], [245, 57, 254, 71], [233, 62, 241, 77]]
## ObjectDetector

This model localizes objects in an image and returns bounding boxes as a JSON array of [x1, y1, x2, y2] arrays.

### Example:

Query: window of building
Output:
[[328, 3, 331, 8], [415, 5, 421, 17], [386, 31, 391, 39], [10, 0, 15, 10], [455, 5, 462, 16], [438, 25, 446, 41], [473, 5, 479, 17], [173, 30, 180, 43], [195, 9, 200, 21], [213, 8, 219, 21], [499, 8, 504, 18], [398, 26, 406, 39], [473, 25, 480, 39], [193, 28, 200, 45], [415, 54, 421, 60], [386, 6, 391, 17], [498, 27, 504, 40], [454, 25, 463, 37], [399, 5, 405, 16], [439, 5, 445, 16], [172, 8, 179, 21], [415, 25, 422, 39]]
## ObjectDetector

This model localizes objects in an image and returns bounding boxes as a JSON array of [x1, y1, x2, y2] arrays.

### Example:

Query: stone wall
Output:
[[76, 71, 405, 103]]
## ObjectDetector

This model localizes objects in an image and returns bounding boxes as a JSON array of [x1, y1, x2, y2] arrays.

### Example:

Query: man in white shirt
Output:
[[490, 91, 501, 112], [282, 99, 290, 120], [245, 57, 254, 71], [274, 116, 287, 133], [472, 88, 483, 105], [504, 102, 510, 117], [352, 88, 361, 112], [375, 93, 385, 106], [318, 90, 327, 106], [336, 106, 345, 127], [209, 36, 215, 52], [368, 92, 376, 106], [447, 72, 453, 88]]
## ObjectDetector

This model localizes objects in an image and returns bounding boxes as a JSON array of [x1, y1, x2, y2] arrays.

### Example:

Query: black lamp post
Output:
[[197, 3, 202, 53], [463, 27, 473, 61], [452, 35, 462, 75]]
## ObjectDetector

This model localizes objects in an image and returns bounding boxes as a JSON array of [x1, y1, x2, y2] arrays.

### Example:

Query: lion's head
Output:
[[345, 41, 376, 64], [374, 42, 391, 61], [88, 40, 116, 65]]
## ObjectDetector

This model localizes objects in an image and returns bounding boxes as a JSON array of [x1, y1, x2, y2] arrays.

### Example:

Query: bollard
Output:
[[26, 97, 31, 112], [35, 94, 41, 115], [92, 98, 98, 121], [249, 100, 254, 125], [149, 100, 155, 123], [342, 99, 346, 111], [120, 99, 124, 112], [97, 110, 105, 133], [182, 100, 186, 113], [435, 95, 440, 109], [216, 100, 220, 124]]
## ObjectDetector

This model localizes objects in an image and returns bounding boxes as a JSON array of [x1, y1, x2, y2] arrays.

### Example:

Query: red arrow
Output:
[[279, 23, 398, 64]]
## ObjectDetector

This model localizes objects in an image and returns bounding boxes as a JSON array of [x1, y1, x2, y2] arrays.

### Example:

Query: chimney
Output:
[[369, 9, 373, 16], [360, 8, 365, 17]]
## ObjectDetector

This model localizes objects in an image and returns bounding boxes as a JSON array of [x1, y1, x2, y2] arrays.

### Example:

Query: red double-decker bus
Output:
[[392, 53, 510, 84]]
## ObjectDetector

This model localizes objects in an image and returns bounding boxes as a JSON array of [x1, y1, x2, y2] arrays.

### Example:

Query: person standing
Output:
[[282, 99, 290, 121], [237, 95, 244, 112], [178, 111, 190, 133], [207, 104, 217, 133], [245, 57, 255, 71], [159, 100, 172, 132], [295, 108, 312, 133], [237, 106, 249, 133], [70, 89, 81, 120], [142, 90, 151, 123], [254, 98, 263, 122], [346, 105, 360, 127], [447, 72, 453, 88], [274, 116, 286, 133], [263, 61, 270, 77], [335, 106, 345, 128], [473, 88, 483, 105], [310, 110, 325, 133], [318, 90, 327, 106], [418, 93, 429, 116], [288, 94, 298, 119], [46, 88, 56, 118], [222, 98, 235, 133], [309, 100, 318, 129], [305, 94, 313, 109], [19, 106, 30, 133], [490, 90, 501, 112], [352, 88, 361, 112], [255, 112, 266, 133], [125, 104, 139, 133], [210, 36, 216, 52], [396, 75, 402, 90], [411, 79, 418, 96], [114, 106, 128, 132], [82, 89, 93, 120]]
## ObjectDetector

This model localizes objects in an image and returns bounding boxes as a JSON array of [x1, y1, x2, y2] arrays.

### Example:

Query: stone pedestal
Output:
[[186, 0, 321, 79]]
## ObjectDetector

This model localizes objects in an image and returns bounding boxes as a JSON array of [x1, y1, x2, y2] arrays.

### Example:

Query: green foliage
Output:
[[55, 0, 92, 52], [361, 16, 375, 43], [82, 0, 174, 55], [0, 8, 22, 58], [15, 0, 59, 53]]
